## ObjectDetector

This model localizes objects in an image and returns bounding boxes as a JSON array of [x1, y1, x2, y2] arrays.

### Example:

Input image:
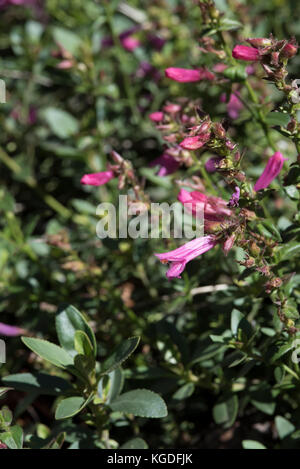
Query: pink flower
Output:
[[163, 103, 181, 114], [165, 67, 214, 83], [57, 60, 74, 70], [254, 152, 288, 191], [121, 36, 140, 52], [149, 153, 180, 176], [228, 186, 240, 207], [223, 234, 236, 256], [232, 45, 261, 61], [81, 170, 115, 186], [221, 92, 243, 119], [0, 0, 34, 6], [180, 134, 210, 150], [155, 235, 217, 279], [149, 111, 164, 122], [281, 43, 298, 59], [178, 189, 231, 224], [0, 322, 25, 337]]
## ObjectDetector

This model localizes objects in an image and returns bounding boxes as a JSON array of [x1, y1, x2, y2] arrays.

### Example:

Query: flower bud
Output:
[[246, 37, 272, 48], [149, 111, 164, 122], [232, 45, 261, 61], [281, 43, 298, 59], [249, 241, 261, 257]]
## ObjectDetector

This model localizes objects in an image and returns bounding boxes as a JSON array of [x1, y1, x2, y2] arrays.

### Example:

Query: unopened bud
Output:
[[246, 38, 272, 48], [214, 123, 226, 139], [281, 43, 298, 59], [249, 241, 261, 257]]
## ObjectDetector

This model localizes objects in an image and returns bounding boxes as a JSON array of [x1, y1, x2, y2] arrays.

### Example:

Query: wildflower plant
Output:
[[0, 0, 300, 450]]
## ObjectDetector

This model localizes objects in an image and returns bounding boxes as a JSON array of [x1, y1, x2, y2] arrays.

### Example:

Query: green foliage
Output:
[[0, 0, 300, 450]]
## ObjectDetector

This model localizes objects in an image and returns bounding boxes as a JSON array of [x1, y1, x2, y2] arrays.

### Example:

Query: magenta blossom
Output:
[[121, 36, 140, 52], [180, 134, 210, 150], [81, 170, 115, 186], [0, 0, 34, 6], [0, 322, 25, 337], [149, 111, 164, 122], [232, 45, 261, 61], [221, 92, 243, 119], [254, 152, 288, 191], [178, 189, 232, 225], [155, 235, 217, 279], [165, 67, 215, 83], [228, 186, 240, 207], [205, 156, 222, 173], [149, 153, 180, 177]]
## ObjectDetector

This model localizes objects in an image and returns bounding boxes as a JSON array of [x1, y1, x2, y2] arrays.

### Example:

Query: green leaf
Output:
[[213, 395, 239, 428], [259, 219, 282, 241], [74, 331, 94, 357], [139, 168, 172, 189], [265, 112, 290, 127], [73, 354, 95, 379], [270, 343, 295, 363], [56, 304, 97, 357], [2, 372, 71, 395], [0, 388, 12, 399], [101, 337, 140, 375], [242, 440, 266, 449], [22, 337, 74, 369], [55, 394, 93, 420], [0, 406, 13, 427], [275, 416, 295, 440], [52, 27, 82, 55], [41, 108, 79, 139], [284, 185, 299, 200], [110, 389, 168, 418], [0, 425, 23, 449], [231, 309, 252, 338], [219, 18, 243, 31], [120, 438, 149, 449], [46, 432, 66, 449], [172, 383, 195, 401], [98, 368, 124, 404]]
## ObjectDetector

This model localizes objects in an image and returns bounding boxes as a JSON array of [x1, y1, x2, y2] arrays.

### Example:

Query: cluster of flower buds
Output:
[[81, 151, 148, 202], [233, 36, 298, 84]]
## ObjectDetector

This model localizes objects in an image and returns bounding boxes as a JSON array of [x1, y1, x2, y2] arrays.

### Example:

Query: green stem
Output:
[[104, 3, 140, 124], [244, 80, 277, 152]]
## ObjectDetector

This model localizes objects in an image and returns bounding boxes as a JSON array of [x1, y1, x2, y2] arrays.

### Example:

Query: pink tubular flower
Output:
[[155, 235, 217, 279], [221, 92, 243, 119], [165, 67, 214, 83], [121, 36, 140, 52], [80, 170, 115, 186], [149, 153, 180, 177], [0, 322, 25, 337], [178, 189, 232, 224], [232, 45, 261, 61], [149, 111, 164, 122], [254, 152, 288, 191], [180, 134, 210, 150]]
